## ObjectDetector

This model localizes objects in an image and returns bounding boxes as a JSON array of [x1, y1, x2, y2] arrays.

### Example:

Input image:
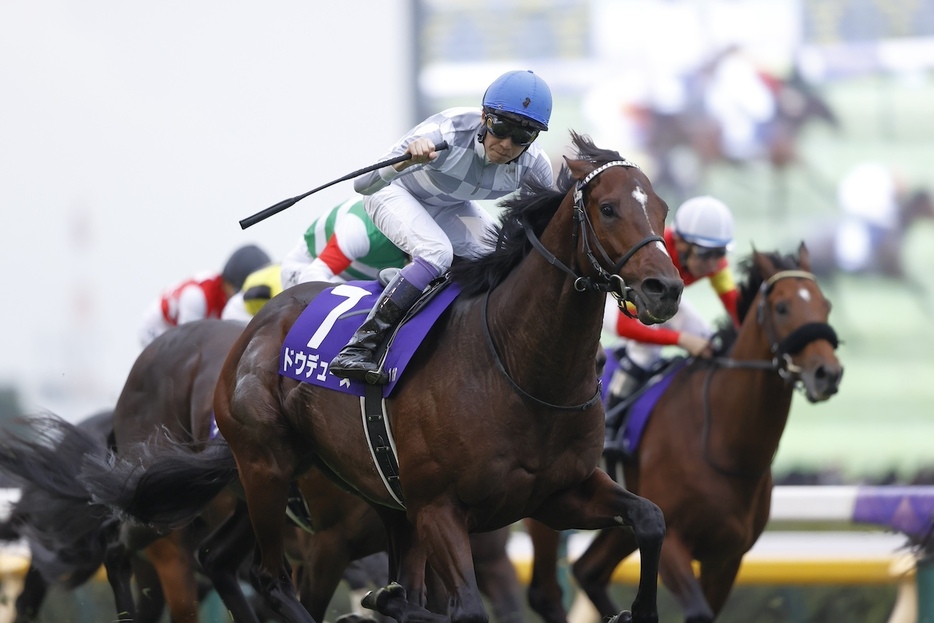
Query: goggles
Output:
[[692, 245, 728, 260], [485, 114, 539, 146]]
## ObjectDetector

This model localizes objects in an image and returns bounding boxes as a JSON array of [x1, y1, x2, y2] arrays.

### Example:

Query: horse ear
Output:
[[798, 241, 811, 271], [753, 247, 777, 277], [564, 156, 594, 182]]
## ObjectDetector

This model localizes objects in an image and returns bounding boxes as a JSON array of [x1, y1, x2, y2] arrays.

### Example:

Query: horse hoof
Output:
[[361, 582, 406, 610], [605, 612, 632, 623]]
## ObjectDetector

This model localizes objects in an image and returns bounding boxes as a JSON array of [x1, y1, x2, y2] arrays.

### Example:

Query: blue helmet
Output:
[[482, 70, 552, 131]]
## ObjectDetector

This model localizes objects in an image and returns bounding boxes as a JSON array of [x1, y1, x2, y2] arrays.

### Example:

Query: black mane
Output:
[[711, 248, 801, 355], [450, 131, 628, 296]]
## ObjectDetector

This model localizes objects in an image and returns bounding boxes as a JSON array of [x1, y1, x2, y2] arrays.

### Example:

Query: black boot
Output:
[[329, 273, 424, 384]]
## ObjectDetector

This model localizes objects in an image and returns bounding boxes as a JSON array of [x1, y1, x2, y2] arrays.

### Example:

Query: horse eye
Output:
[[775, 301, 789, 315], [600, 203, 615, 217]]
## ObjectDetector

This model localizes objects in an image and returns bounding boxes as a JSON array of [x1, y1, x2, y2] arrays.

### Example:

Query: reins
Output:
[[488, 159, 657, 411], [480, 289, 602, 412], [700, 269, 839, 478]]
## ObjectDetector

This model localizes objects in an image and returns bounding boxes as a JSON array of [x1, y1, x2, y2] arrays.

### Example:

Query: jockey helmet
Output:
[[673, 196, 735, 249], [222, 244, 271, 291], [482, 70, 552, 131]]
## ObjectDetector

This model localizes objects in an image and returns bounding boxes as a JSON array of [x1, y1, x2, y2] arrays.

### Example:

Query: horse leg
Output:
[[362, 508, 445, 623], [470, 527, 525, 623], [531, 470, 663, 623], [197, 501, 263, 623], [131, 557, 167, 623], [695, 555, 743, 620], [523, 518, 569, 623], [413, 504, 488, 623], [571, 527, 639, 618], [294, 529, 357, 622], [103, 522, 143, 623], [12, 564, 47, 623], [233, 451, 312, 623], [144, 529, 200, 623], [656, 535, 713, 623]]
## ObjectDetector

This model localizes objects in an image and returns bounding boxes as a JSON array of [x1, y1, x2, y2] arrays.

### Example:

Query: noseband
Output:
[[520, 159, 663, 301]]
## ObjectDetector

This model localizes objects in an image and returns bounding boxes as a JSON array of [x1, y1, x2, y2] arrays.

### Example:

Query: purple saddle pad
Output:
[[621, 359, 689, 455], [280, 280, 461, 397]]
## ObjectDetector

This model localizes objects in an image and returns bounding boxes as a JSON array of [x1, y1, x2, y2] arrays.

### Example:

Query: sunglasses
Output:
[[692, 246, 727, 260], [485, 114, 539, 146]]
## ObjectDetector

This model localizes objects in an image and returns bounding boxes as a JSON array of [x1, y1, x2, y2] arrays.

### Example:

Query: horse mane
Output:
[[450, 131, 628, 296], [711, 248, 801, 355]]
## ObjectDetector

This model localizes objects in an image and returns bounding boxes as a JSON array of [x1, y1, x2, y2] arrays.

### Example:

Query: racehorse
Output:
[[526, 244, 843, 623], [0, 320, 521, 622], [79, 131, 684, 623]]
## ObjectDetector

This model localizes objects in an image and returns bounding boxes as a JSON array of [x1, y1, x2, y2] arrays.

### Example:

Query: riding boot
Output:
[[603, 351, 649, 458], [329, 272, 424, 384]]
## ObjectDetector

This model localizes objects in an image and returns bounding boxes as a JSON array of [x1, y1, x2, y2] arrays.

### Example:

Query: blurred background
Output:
[[1, 0, 932, 483]]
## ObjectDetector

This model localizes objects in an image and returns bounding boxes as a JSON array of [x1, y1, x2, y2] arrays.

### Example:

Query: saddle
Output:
[[280, 272, 459, 510], [604, 356, 688, 466]]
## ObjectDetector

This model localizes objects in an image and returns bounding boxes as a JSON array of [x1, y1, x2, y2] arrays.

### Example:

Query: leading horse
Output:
[[526, 244, 843, 623], [82, 132, 684, 623]]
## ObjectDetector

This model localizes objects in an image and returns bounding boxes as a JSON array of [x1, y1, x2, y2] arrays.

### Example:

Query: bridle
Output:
[[712, 269, 839, 382], [701, 268, 839, 478], [520, 160, 663, 305], [489, 159, 661, 411]]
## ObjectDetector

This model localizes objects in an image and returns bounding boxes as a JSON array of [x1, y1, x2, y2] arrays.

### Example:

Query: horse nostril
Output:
[[641, 278, 683, 303]]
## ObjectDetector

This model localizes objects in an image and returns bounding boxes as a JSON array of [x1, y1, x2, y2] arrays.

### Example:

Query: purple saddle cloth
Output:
[[279, 280, 461, 397], [620, 359, 689, 455]]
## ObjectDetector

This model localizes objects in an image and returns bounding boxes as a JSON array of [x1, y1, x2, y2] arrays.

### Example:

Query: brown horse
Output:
[[7, 318, 529, 623], [526, 244, 843, 623], [79, 131, 684, 623]]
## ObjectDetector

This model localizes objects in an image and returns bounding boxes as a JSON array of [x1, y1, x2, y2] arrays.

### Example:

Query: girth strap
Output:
[[361, 385, 405, 508]]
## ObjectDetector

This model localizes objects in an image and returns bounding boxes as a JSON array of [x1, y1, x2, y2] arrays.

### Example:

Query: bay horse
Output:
[[526, 244, 843, 623], [80, 131, 684, 623], [14, 318, 530, 623]]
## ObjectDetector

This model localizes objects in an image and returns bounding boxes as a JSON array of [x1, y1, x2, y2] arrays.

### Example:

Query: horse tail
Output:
[[0, 412, 103, 503], [80, 434, 238, 530], [0, 413, 115, 585]]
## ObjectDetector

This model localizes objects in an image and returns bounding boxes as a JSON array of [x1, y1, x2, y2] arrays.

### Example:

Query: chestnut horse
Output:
[[80, 132, 684, 623], [526, 244, 843, 623]]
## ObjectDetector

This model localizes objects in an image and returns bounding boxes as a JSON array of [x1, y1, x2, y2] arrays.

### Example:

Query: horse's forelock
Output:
[[570, 130, 623, 165], [735, 250, 800, 323]]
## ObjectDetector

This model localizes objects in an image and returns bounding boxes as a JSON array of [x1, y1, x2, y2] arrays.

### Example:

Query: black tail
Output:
[[80, 433, 238, 530], [0, 413, 105, 502], [0, 412, 114, 588]]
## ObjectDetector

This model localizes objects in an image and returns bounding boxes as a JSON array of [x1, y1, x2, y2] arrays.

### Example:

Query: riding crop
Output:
[[239, 141, 449, 229]]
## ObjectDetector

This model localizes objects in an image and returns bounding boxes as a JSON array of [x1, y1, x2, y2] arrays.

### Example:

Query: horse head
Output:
[[563, 132, 683, 325], [750, 242, 843, 403]]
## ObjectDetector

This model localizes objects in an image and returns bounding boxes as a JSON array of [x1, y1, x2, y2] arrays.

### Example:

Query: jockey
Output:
[[280, 195, 408, 289], [138, 244, 270, 347], [222, 195, 410, 322], [604, 195, 740, 418], [330, 69, 556, 384]]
